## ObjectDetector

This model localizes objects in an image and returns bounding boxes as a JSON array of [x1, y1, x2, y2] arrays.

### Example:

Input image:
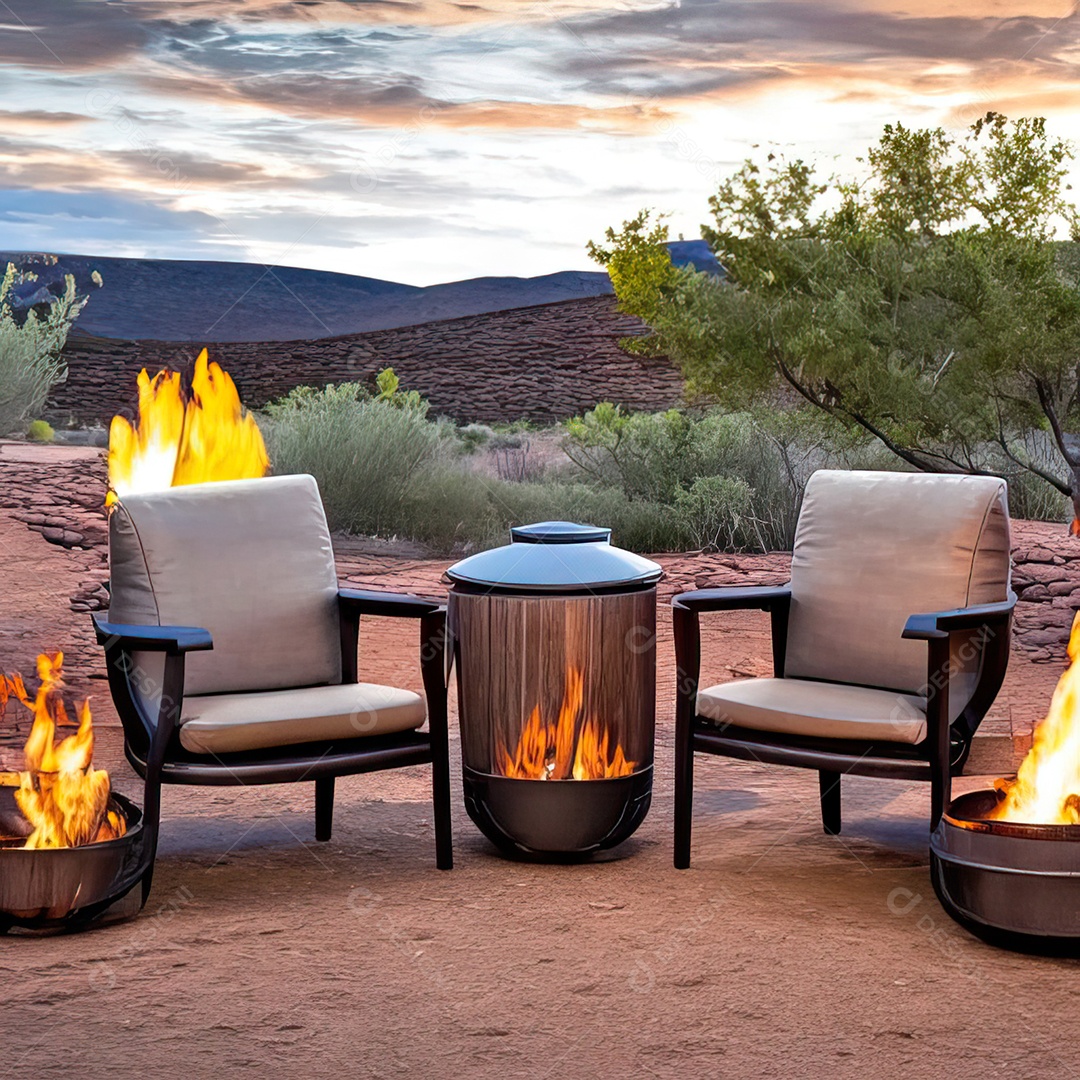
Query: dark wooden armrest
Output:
[[673, 585, 792, 680], [902, 593, 1017, 641], [337, 590, 446, 685], [338, 588, 445, 619], [672, 585, 791, 613], [91, 613, 213, 653]]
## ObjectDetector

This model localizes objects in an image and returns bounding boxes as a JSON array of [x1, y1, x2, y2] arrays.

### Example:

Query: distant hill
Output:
[[0, 253, 614, 343]]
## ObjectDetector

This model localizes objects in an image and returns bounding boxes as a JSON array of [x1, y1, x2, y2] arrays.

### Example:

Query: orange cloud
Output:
[[136, 72, 673, 133], [0, 109, 90, 128]]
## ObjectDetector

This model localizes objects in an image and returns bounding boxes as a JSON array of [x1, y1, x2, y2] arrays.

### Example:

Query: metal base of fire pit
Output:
[[931, 789, 1080, 949], [0, 788, 150, 934], [463, 765, 653, 859]]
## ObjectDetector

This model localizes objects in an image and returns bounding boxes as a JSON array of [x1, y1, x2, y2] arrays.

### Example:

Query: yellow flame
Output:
[[107, 348, 269, 506], [495, 667, 636, 781], [4, 653, 125, 849], [994, 611, 1080, 825]]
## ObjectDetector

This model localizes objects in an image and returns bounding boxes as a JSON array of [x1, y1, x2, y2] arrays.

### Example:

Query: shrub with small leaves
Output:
[[457, 423, 494, 454], [0, 261, 97, 436], [261, 380, 451, 535], [375, 367, 427, 411], [25, 419, 54, 443]]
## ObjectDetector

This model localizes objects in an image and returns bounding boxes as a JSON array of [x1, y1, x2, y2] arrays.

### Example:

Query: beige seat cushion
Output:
[[179, 683, 426, 755], [697, 678, 927, 745], [109, 474, 342, 696]]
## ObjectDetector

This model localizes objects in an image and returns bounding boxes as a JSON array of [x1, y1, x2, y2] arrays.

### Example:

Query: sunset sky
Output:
[[0, 0, 1078, 284]]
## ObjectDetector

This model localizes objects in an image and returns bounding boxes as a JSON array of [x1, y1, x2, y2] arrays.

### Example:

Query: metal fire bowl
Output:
[[0, 787, 146, 932], [931, 788, 1080, 947], [463, 765, 653, 860]]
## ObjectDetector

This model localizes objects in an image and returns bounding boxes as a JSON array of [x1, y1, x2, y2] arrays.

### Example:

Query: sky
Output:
[[0, 0, 1078, 285]]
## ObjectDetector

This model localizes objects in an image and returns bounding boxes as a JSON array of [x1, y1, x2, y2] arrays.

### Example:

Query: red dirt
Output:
[[1, 443, 1078, 1079]]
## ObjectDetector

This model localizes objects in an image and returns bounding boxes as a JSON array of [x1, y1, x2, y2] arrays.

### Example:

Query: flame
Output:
[[496, 667, 636, 781], [107, 348, 269, 506], [994, 612, 1080, 825], [1, 653, 125, 848], [0, 670, 29, 720], [1071, 518, 1080, 537]]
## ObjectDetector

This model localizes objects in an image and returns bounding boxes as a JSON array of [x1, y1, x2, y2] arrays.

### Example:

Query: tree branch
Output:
[[773, 353, 836, 415], [997, 429, 1073, 495], [834, 402, 956, 473], [1035, 376, 1079, 467]]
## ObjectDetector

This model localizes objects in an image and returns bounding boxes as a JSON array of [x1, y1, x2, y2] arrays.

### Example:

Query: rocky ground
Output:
[[1, 442, 1078, 1079]]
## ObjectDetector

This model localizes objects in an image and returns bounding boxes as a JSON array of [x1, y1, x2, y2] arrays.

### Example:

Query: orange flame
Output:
[[496, 667, 636, 781], [1071, 518, 1080, 537], [107, 348, 269, 506], [1, 654, 125, 848], [0, 670, 28, 720], [994, 612, 1080, 824]]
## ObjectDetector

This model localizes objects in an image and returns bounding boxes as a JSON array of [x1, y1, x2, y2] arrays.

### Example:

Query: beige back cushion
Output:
[[785, 470, 1010, 697], [109, 474, 342, 696]]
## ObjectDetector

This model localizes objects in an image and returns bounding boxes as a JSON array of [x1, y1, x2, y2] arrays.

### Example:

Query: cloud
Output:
[[0, 135, 308, 195], [1, 0, 1079, 284], [564, 0, 1080, 94], [133, 70, 671, 133], [0, 108, 89, 127], [0, 1, 152, 69], [0, 189, 238, 258]]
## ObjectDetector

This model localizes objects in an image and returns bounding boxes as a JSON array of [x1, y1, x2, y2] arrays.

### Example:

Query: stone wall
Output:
[[1011, 519, 1080, 663], [49, 295, 685, 425]]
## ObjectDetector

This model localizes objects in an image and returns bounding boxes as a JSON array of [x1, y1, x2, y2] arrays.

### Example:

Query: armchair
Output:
[[673, 470, 1014, 868], [94, 473, 452, 906]]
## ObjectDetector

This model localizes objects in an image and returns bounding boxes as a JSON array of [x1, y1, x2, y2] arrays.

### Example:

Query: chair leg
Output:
[[432, 751, 453, 872], [315, 777, 335, 842], [672, 604, 701, 870], [429, 703, 454, 870], [421, 611, 454, 870], [819, 770, 841, 835], [674, 714, 695, 869]]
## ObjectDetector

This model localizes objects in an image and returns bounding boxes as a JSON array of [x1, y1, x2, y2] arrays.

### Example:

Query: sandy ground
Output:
[[1, 444, 1078, 1079]]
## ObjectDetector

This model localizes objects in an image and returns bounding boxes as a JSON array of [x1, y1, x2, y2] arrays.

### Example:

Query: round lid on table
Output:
[[447, 520, 662, 592]]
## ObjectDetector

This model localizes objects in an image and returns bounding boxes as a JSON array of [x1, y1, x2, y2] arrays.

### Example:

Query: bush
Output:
[[271, 379, 1026, 557], [400, 466, 503, 552], [0, 262, 93, 437], [25, 419, 54, 443], [399, 471, 680, 555], [673, 475, 758, 550], [456, 423, 494, 454], [983, 430, 1072, 523], [564, 404, 800, 549], [261, 381, 453, 535]]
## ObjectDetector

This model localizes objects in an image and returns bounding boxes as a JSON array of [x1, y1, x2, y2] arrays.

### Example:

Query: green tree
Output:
[[590, 114, 1080, 527], [586, 210, 680, 348]]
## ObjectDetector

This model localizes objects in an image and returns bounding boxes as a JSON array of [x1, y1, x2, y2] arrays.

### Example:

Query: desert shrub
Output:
[[980, 430, 1072, 523], [673, 475, 759, 550], [400, 466, 504, 552], [0, 262, 92, 437], [374, 366, 426, 410], [1006, 466, 1071, 522], [456, 423, 494, 454], [26, 419, 54, 443], [273, 376, 1061, 557], [564, 404, 800, 549], [400, 472, 680, 555], [261, 381, 452, 534]]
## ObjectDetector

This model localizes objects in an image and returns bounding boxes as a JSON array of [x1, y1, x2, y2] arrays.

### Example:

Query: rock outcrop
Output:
[[50, 296, 683, 425]]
